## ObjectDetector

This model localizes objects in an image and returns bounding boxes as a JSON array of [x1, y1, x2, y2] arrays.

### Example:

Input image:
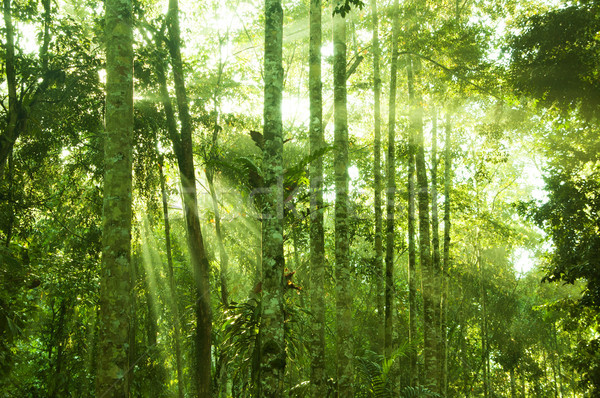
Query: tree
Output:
[[309, 0, 327, 395], [165, 0, 213, 395], [409, 56, 438, 392], [95, 0, 134, 395], [370, 0, 384, 354], [333, 0, 353, 394], [384, 0, 400, 362], [440, 108, 452, 397], [0, 0, 56, 178], [259, 0, 286, 395]]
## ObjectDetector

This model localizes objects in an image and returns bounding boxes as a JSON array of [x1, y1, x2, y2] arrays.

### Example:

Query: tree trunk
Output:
[[0, 0, 53, 177], [159, 158, 185, 398], [333, 2, 353, 395], [260, 0, 286, 396], [0, 0, 20, 178], [166, 1, 213, 396], [441, 109, 452, 397], [384, 0, 400, 361], [96, 0, 134, 395], [430, 107, 443, 392], [309, 0, 326, 395], [370, 0, 384, 354], [407, 57, 418, 387], [410, 57, 438, 392]]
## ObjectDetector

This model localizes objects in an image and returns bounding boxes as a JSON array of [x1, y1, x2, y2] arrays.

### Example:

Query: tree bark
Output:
[[0, 0, 53, 177], [166, 1, 213, 395], [384, 0, 400, 361], [410, 57, 438, 392], [407, 57, 418, 387], [0, 0, 21, 178], [333, 1, 353, 395], [259, 0, 286, 396], [96, 0, 134, 395], [441, 109, 452, 397], [430, 107, 443, 392], [309, 0, 327, 395], [370, 0, 384, 354]]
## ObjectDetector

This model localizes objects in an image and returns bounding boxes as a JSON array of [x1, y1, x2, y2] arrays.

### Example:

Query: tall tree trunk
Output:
[[369, 0, 384, 354], [430, 107, 443, 391], [384, 0, 400, 361], [159, 158, 185, 398], [407, 58, 418, 387], [260, 0, 286, 396], [441, 109, 452, 397], [96, 0, 134, 395], [309, 0, 326, 395], [333, 2, 353, 395], [1, 0, 52, 177], [410, 58, 438, 392], [166, 1, 213, 396], [0, 0, 20, 178]]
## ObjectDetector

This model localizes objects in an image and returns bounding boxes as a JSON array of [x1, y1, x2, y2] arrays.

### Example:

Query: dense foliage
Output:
[[1, 0, 599, 397]]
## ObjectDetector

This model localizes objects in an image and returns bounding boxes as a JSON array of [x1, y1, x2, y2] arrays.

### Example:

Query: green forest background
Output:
[[1, 0, 599, 397]]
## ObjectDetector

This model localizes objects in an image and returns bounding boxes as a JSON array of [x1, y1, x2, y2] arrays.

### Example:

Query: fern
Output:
[[399, 385, 442, 398]]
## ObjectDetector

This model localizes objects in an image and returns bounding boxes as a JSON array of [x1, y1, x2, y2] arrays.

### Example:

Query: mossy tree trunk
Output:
[[166, 0, 213, 395], [370, 0, 384, 353], [0, 0, 53, 177], [385, 0, 400, 361], [260, 0, 286, 396], [96, 0, 134, 395], [409, 57, 438, 392], [309, 0, 327, 395], [430, 107, 443, 392], [333, 1, 353, 395], [441, 109, 452, 397], [407, 57, 418, 387]]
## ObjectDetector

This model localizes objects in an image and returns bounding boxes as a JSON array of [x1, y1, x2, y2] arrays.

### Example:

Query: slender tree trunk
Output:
[[1, 0, 52, 177], [333, 2, 353, 395], [441, 109, 452, 397], [0, 0, 20, 178], [430, 107, 443, 392], [260, 0, 286, 396], [410, 58, 438, 392], [166, 1, 213, 396], [384, 0, 400, 361], [309, 0, 326, 395], [369, 0, 384, 354], [407, 58, 418, 387], [159, 158, 185, 398], [96, 0, 134, 395]]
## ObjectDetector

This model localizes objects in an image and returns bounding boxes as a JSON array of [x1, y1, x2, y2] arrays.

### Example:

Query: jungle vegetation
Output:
[[1, 0, 599, 397]]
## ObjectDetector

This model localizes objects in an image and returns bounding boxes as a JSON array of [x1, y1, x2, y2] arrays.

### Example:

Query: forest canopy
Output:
[[1, 0, 599, 397]]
